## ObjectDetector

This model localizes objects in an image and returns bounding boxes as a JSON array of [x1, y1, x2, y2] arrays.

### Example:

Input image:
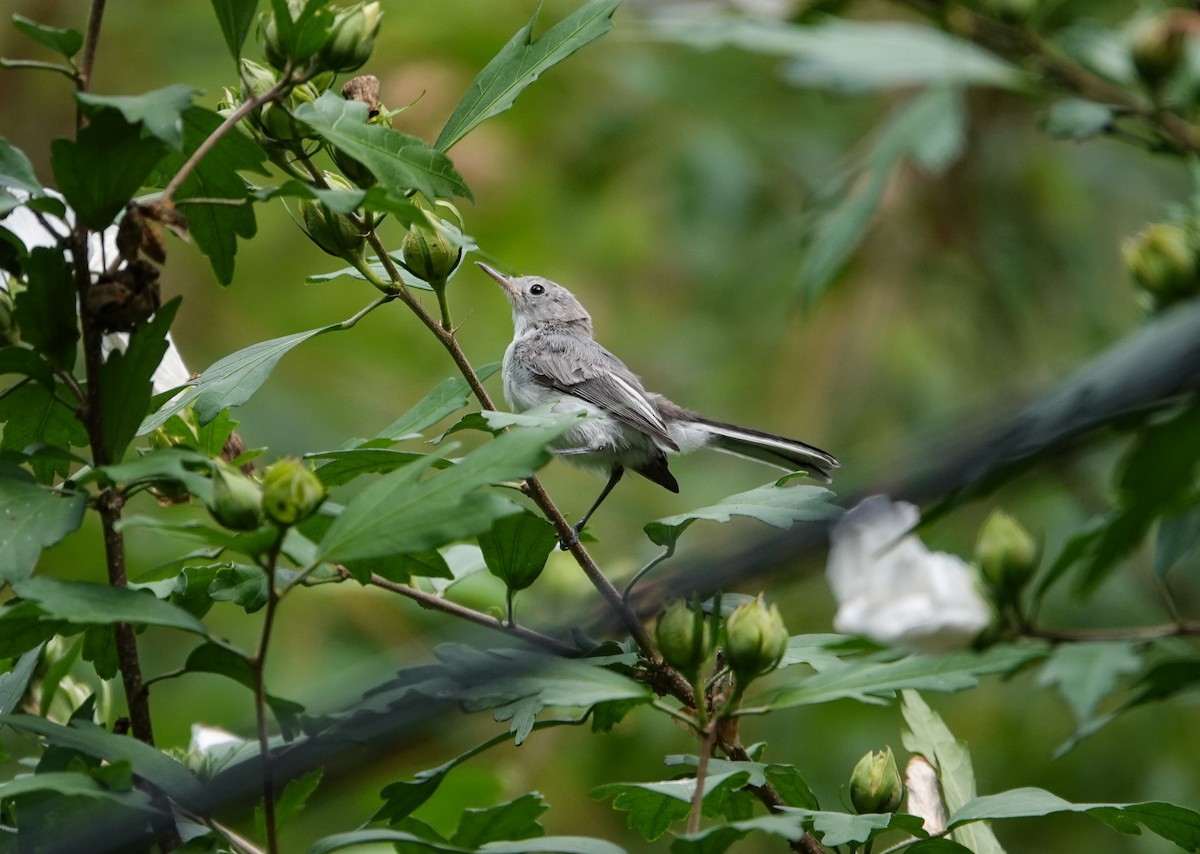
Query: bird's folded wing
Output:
[[522, 333, 679, 449]]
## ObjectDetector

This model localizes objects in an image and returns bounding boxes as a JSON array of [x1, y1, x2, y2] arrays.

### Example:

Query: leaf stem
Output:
[[687, 724, 717, 835], [76, 0, 107, 97]]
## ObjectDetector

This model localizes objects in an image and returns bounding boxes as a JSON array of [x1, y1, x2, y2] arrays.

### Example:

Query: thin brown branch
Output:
[[688, 725, 717, 835], [358, 570, 581, 657], [251, 540, 285, 854], [76, 0, 107, 94]]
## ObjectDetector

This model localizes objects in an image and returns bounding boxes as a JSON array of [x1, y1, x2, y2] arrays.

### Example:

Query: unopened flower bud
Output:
[[724, 595, 788, 683], [207, 464, 263, 531], [258, 2, 300, 73], [402, 220, 462, 288], [1131, 14, 1187, 93], [261, 458, 325, 526], [976, 509, 1037, 599], [656, 601, 716, 677], [320, 2, 382, 74], [1122, 222, 1200, 305], [300, 174, 367, 258], [240, 59, 279, 99], [850, 747, 903, 815]]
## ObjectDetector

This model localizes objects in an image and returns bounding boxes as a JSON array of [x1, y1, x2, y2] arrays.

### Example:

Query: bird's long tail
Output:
[[690, 415, 839, 482]]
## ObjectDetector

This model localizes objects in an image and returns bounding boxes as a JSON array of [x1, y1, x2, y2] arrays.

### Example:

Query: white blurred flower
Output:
[[188, 723, 243, 753], [826, 496, 991, 652]]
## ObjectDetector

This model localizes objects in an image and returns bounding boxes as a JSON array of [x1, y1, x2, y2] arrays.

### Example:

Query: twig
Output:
[[250, 536, 286, 854], [358, 570, 581, 657], [687, 725, 717, 834], [76, 0, 107, 95]]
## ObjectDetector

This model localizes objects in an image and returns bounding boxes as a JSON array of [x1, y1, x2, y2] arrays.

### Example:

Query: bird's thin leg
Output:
[[561, 466, 624, 550]]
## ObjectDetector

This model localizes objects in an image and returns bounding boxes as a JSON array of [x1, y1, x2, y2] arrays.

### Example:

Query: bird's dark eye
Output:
[[529, 283, 545, 296]]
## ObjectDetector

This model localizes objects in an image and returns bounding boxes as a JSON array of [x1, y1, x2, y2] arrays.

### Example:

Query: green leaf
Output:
[[309, 831, 627, 854], [651, 17, 1020, 92], [0, 715, 206, 809], [757, 644, 1046, 711], [949, 788, 1200, 851], [592, 772, 752, 841], [11, 14, 83, 59], [316, 419, 575, 565], [479, 509, 558, 592], [272, 767, 323, 830], [51, 109, 168, 230], [901, 690, 1002, 854], [148, 106, 266, 284], [82, 622, 119, 680], [294, 93, 471, 201], [1036, 641, 1141, 724], [9, 575, 209, 635], [0, 345, 55, 387], [0, 474, 86, 585], [305, 256, 433, 291], [452, 793, 548, 848], [0, 643, 43, 717], [0, 382, 87, 481], [14, 245, 78, 370], [0, 135, 44, 193], [664, 756, 818, 810], [184, 642, 304, 737], [91, 446, 216, 501], [377, 367, 502, 440], [210, 0, 260, 58], [77, 86, 196, 150], [208, 565, 271, 612], [645, 481, 839, 550], [1156, 506, 1200, 581], [0, 770, 154, 810], [1041, 98, 1114, 141], [435, 0, 622, 152], [99, 298, 180, 462], [0, 601, 67, 659], [308, 449, 449, 488], [140, 322, 341, 434]]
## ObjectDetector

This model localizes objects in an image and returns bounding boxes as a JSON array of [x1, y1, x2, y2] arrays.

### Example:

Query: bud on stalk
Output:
[[261, 458, 325, 527], [724, 595, 788, 684], [976, 509, 1037, 601], [850, 747, 904, 815], [656, 601, 716, 678], [207, 464, 264, 531], [320, 2, 383, 73], [1122, 221, 1200, 306]]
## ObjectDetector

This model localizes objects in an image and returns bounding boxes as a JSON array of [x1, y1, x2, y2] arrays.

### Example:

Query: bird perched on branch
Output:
[[480, 262, 837, 545]]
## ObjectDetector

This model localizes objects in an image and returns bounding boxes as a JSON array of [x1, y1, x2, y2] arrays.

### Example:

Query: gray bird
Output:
[[479, 262, 837, 544]]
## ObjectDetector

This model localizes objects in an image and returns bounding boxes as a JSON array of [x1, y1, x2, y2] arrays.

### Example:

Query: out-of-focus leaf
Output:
[[210, 0, 259, 58], [257, 767, 322, 838], [0, 715, 205, 809], [651, 17, 1020, 92], [0, 770, 154, 809], [316, 420, 574, 565], [0, 136, 44, 193], [776, 634, 866, 673], [77, 86, 195, 150], [901, 690, 1002, 854], [99, 298, 180, 462], [645, 481, 839, 550], [14, 246, 77, 370], [1036, 642, 1141, 724], [0, 644, 43, 717], [82, 623, 119, 679], [479, 509, 558, 592], [1041, 99, 1114, 141], [592, 772, 752, 841], [1156, 506, 1200, 581], [148, 106, 266, 284], [435, 0, 622, 152], [11, 14, 83, 58], [294, 93, 471, 201], [9, 575, 209, 635], [310, 831, 627, 854], [428, 543, 489, 594], [0, 346, 54, 387], [949, 788, 1200, 850], [184, 642, 304, 738], [51, 109, 167, 230], [756, 644, 1046, 711], [0, 601, 67, 658], [1056, 23, 1135, 86], [0, 474, 86, 585], [451, 793, 547, 848]]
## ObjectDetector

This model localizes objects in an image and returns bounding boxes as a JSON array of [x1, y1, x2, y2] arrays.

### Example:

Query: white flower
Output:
[[826, 496, 991, 652]]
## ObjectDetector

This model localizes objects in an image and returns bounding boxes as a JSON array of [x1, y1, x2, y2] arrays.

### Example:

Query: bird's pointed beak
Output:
[[476, 262, 519, 300]]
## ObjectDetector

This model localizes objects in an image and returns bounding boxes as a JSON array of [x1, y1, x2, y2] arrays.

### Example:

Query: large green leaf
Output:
[[13, 245, 78, 370], [294, 93, 471, 201], [451, 793, 548, 849], [0, 382, 88, 482], [949, 788, 1200, 851], [0, 770, 154, 809], [99, 298, 180, 462], [148, 106, 266, 284], [377, 366, 502, 440], [651, 17, 1020, 91], [479, 508, 558, 592], [11, 13, 82, 58], [315, 420, 575, 565], [51, 109, 168, 230], [592, 772, 752, 842], [0, 135, 44, 193], [210, 0, 260, 58], [77, 86, 196, 150], [645, 480, 840, 550], [754, 644, 1046, 711], [9, 575, 209, 635], [435, 0, 622, 152], [0, 473, 86, 585], [901, 690, 1002, 854], [1035, 641, 1141, 725]]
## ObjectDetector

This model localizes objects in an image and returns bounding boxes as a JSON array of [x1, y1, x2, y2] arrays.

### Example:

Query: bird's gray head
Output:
[[477, 262, 593, 337]]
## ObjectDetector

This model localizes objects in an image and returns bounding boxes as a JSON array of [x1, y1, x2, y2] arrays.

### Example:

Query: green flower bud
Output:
[[1131, 15, 1186, 93], [258, 2, 301, 73], [320, 2, 383, 74], [261, 458, 325, 526], [0, 288, 18, 346], [976, 509, 1037, 599], [1122, 222, 1200, 305], [850, 747, 904, 815], [724, 596, 788, 683], [656, 601, 716, 677], [240, 58, 279, 99], [402, 219, 462, 288], [300, 174, 367, 258], [207, 464, 264, 531]]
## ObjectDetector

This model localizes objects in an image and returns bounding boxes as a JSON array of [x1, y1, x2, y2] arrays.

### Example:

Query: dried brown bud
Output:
[[85, 261, 161, 332], [341, 74, 381, 115]]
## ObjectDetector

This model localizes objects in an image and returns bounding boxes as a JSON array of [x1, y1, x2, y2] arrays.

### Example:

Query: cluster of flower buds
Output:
[[850, 747, 904, 815], [222, 60, 325, 152], [1122, 221, 1200, 308], [206, 458, 325, 531], [656, 594, 789, 689], [259, 1, 382, 78]]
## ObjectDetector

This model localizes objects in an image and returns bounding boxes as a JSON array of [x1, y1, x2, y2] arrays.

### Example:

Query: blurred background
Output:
[[2, 0, 1198, 851]]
